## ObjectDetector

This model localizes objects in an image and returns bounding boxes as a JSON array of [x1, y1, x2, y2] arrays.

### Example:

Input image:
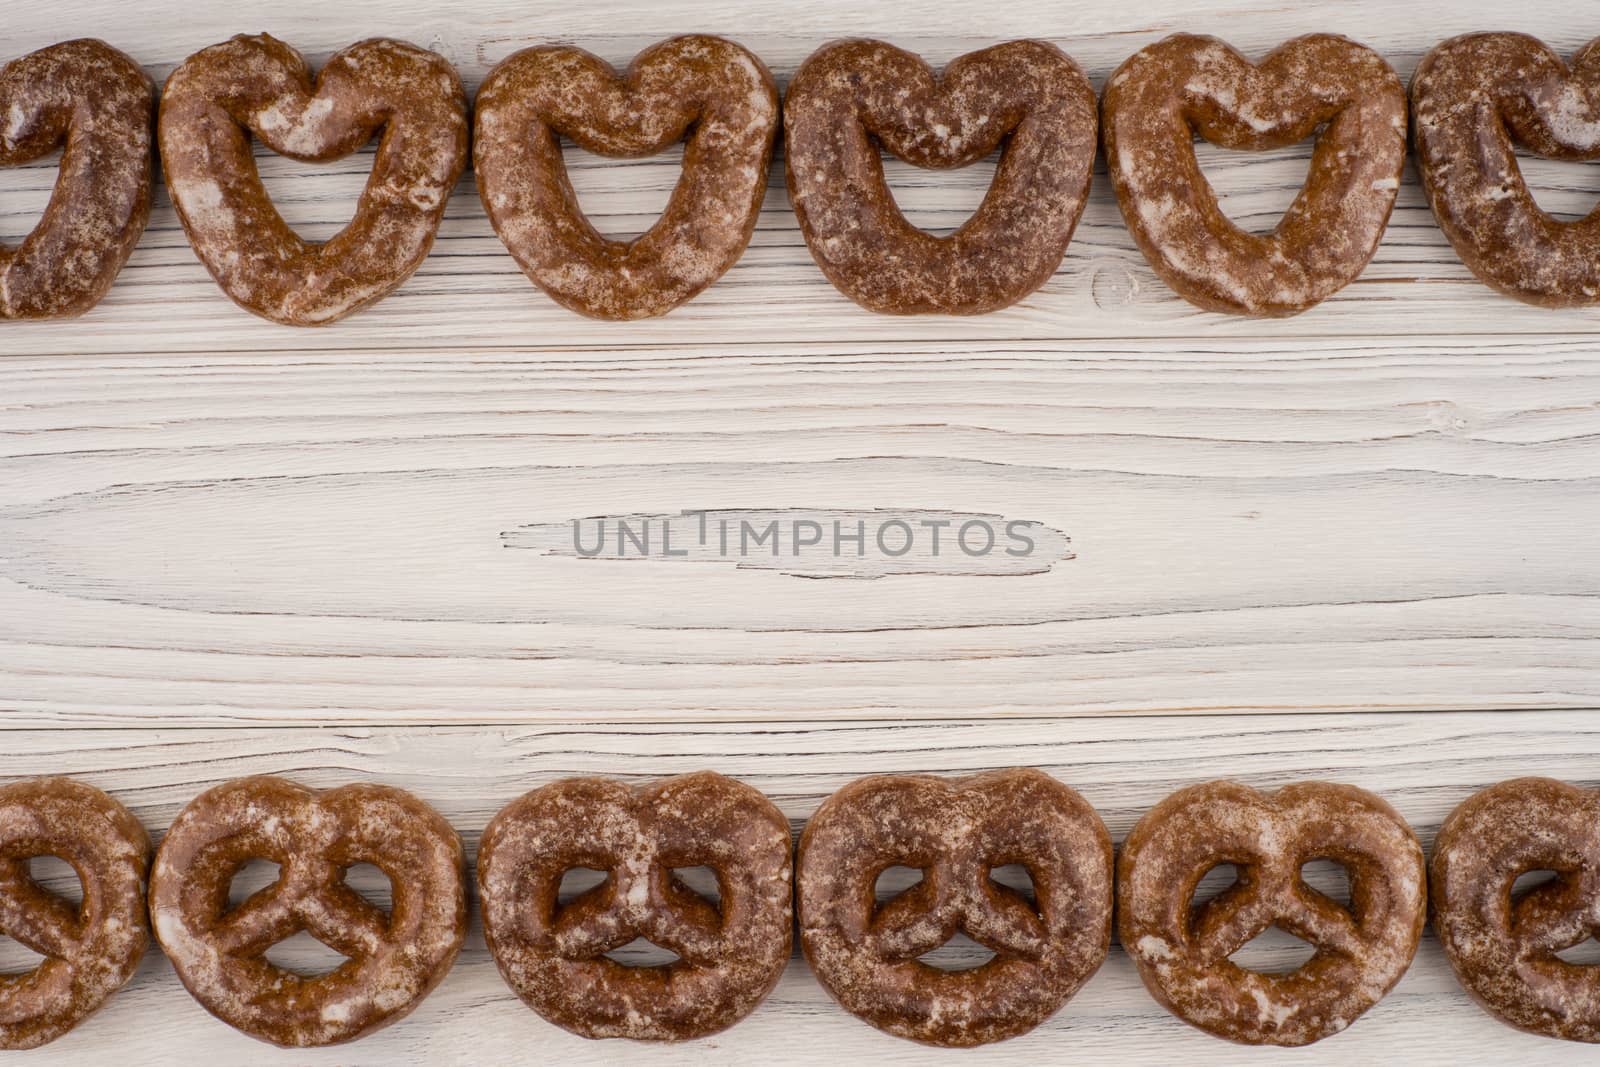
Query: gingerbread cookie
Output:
[[1118, 780, 1425, 1045], [1413, 33, 1600, 306], [475, 35, 778, 319], [1103, 34, 1406, 316], [150, 776, 466, 1046], [159, 35, 466, 325], [0, 777, 150, 1048], [0, 40, 152, 319], [785, 39, 1098, 314], [1432, 778, 1600, 1041], [797, 769, 1112, 1046], [478, 771, 792, 1040]]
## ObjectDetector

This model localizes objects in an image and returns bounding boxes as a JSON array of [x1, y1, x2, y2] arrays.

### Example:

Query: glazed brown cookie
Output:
[[149, 776, 466, 1047], [1432, 778, 1600, 1041], [475, 35, 777, 320], [1118, 780, 1425, 1045], [1103, 34, 1406, 316], [0, 777, 150, 1049], [159, 35, 467, 325], [1413, 34, 1600, 306], [797, 769, 1112, 1047], [0, 40, 152, 320], [784, 39, 1098, 314], [478, 771, 791, 1040]]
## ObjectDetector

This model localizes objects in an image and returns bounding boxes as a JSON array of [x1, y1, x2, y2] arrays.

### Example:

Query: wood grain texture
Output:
[[2, 338, 1596, 723], [0, 711, 1592, 1065]]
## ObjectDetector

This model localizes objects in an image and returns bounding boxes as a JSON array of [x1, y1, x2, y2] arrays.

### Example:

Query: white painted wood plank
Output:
[[3, 340, 1595, 724], [2, 0, 1600, 351], [0, 711, 1595, 1064]]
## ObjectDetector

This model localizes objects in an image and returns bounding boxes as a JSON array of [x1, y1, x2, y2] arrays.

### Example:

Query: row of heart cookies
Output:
[[2, 31, 1597, 324], [0, 771, 1593, 1050]]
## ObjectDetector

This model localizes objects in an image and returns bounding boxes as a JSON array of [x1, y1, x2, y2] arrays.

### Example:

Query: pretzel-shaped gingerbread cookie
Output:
[[0, 40, 152, 320], [1118, 780, 1425, 1045], [159, 35, 467, 325], [784, 39, 1098, 315], [0, 777, 150, 1049], [1103, 34, 1406, 316], [1432, 778, 1600, 1041], [1413, 34, 1600, 306], [796, 769, 1112, 1046], [478, 771, 792, 1040], [475, 35, 778, 320], [149, 776, 466, 1047]]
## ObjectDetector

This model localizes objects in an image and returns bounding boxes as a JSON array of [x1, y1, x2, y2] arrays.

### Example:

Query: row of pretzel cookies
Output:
[[1, 770, 1594, 1051], [2, 31, 1598, 325]]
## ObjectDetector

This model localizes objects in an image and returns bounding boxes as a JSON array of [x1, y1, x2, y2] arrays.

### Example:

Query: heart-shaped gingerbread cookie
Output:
[[784, 39, 1098, 315], [0, 39, 152, 320], [1103, 33, 1406, 316], [1413, 33, 1600, 307], [159, 34, 467, 326], [474, 35, 778, 321]]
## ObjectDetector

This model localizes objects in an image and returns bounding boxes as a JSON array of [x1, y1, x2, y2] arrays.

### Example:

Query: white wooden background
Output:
[[1, 0, 1598, 1061]]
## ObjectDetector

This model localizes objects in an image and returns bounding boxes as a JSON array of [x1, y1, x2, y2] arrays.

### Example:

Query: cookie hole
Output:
[[1556, 938, 1600, 966], [873, 865, 925, 913], [1227, 925, 1318, 975], [1515, 150, 1600, 223], [556, 866, 609, 906], [669, 865, 722, 914], [882, 147, 1000, 237], [252, 140, 375, 244], [563, 140, 681, 243], [0, 935, 47, 975], [604, 936, 680, 968], [0, 147, 60, 248], [989, 863, 1039, 915], [1194, 137, 1316, 237], [916, 931, 997, 972], [226, 858, 281, 912], [342, 861, 392, 918], [1191, 862, 1242, 908], [1511, 869, 1562, 904], [262, 930, 351, 978], [553, 866, 610, 922], [1299, 858, 1353, 912], [29, 855, 83, 910]]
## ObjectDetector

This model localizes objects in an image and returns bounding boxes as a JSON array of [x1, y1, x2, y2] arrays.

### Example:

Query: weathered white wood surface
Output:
[[4, 0, 1600, 1061], [6, 335, 1599, 722], [0, 712, 1591, 1065]]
